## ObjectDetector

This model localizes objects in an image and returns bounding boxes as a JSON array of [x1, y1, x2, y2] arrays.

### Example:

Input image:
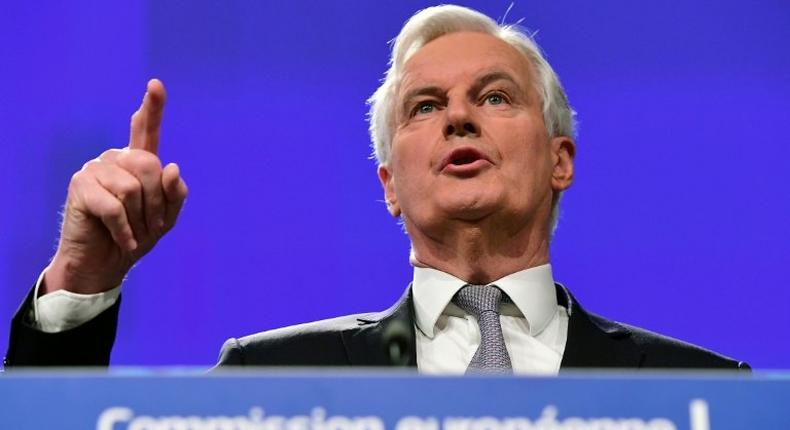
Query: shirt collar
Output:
[[412, 264, 557, 339]]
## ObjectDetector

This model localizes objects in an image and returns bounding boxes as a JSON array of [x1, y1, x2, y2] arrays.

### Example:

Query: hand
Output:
[[43, 79, 188, 295]]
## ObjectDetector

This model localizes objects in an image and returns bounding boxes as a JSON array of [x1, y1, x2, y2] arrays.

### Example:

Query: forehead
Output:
[[399, 31, 532, 90]]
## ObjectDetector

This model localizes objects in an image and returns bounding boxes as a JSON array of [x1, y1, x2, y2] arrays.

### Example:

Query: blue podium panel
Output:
[[0, 371, 787, 429]]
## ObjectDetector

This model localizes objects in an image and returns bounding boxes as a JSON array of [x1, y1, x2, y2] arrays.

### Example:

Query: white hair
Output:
[[367, 4, 577, 233]]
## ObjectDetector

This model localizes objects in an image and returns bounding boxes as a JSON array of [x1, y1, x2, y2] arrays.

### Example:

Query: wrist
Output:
[[43, 255, 124, 296]]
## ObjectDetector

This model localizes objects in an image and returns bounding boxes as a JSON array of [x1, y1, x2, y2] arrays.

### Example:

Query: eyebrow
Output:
[[400, 70, 523, 114], [400, 86, 445, 113], [468, 71, 521, 97]]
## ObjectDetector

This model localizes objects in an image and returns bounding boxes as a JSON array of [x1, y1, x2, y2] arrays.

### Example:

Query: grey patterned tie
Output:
[[453, 284, 513, 374]]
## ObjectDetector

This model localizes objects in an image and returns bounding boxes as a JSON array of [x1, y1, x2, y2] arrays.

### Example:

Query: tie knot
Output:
[[453, 284, 503, 317]]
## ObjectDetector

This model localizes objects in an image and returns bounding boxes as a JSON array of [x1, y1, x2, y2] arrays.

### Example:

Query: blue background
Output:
[[1, 1, 788, 368]]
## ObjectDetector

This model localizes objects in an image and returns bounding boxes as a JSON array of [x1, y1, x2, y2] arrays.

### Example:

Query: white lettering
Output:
[[287, 416, 310, 430], [94, 404, 689, 430], [534, 406, 560, 429], [97, 407, 133, 430], [558, 417, 587, 430], [647, 418, 676, 430], [501, 418, 533, 430], [689, 399, 710, 430], [397, 416, 439, 430], [127, 416, 159, 430], [438, 406, 681, 430], [444, 418, 472, 430], [471, 417, 500, 430]]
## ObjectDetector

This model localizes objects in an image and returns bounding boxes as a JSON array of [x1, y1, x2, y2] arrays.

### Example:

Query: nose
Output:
[[443, 98, 480, 139]]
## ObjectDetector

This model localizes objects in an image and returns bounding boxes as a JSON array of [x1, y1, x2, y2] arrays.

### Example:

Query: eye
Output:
[[485, 93, 507, 105], [412, 101, 436, 116]]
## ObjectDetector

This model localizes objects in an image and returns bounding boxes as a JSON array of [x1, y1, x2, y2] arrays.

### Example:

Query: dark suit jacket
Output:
[[4, 283, 750, 370]]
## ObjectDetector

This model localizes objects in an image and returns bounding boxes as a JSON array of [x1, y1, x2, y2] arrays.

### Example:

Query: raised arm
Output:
[[45, 79, 187, 295], [5, 80, 188, 367]]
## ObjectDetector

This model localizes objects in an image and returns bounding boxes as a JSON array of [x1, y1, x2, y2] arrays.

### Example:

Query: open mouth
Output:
[[447, 148, 483, 165], [441, 147, 490, 174], [451, 154, 480, 165]]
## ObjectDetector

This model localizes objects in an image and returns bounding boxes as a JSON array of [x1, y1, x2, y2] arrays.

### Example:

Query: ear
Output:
[[377, 164, 401, 217], [550, 136, 575, 192]]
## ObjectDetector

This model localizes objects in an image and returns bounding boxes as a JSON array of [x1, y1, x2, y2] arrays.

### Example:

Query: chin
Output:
[[439, 196, 501, 222]]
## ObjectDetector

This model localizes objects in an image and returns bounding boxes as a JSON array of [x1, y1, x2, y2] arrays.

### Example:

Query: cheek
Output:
[[498, 128, 552, 188], [390, 138, 433, 195]]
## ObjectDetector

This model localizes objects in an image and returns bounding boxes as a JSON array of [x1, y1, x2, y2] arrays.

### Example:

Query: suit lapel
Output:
[[340, 285, 418, 367], [557, 284, 644, 369], [340, 283, 644, 369]]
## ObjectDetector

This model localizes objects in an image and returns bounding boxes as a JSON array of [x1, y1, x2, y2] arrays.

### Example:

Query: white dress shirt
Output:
[[33, 265, 568, 374], [413, 264, 568, 375], [30, 270, 120, 333]]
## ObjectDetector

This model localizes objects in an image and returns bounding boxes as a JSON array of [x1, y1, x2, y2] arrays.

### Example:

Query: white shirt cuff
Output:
[[30, 269, 122, 333]]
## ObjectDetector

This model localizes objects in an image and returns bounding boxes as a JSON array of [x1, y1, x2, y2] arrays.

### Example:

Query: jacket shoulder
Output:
[[588, 312, 750, 370], [214, 312, 375, 367]]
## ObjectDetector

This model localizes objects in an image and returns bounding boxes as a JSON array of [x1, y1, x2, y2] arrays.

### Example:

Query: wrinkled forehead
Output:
[[395, 31, 536, 99]]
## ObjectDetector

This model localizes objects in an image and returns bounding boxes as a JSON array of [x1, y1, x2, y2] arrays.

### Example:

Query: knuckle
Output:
[[141, 153, 163, 174], [100, 148, 125, 161], [70, 171, 83, 185], [103, 200, 125, 220], [70, 171, 89, 189], [81, 158, 101, 172], [116, 179, 141, 202], [127, 150, 162, 175]]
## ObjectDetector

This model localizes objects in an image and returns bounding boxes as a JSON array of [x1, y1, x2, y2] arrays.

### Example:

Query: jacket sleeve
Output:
[[4, 285, 121, 367]]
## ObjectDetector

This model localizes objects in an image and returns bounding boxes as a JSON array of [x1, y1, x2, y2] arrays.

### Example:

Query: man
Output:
[[5, 5, 748, 372]]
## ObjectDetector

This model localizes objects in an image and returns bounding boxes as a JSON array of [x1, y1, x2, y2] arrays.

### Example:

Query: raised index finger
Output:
[[129, 78, 167, 155]]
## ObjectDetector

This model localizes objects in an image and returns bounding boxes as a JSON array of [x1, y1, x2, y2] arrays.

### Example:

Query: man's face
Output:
[[378, 31, 574, 238]]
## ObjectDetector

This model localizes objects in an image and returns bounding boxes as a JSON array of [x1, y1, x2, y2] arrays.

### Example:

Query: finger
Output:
[[129, 97, 146, 152], [117, 149, 165, 236], [90, 161, 147, 246], [129, 79, 166, 155], [142, 79, 166, 154], [75, 174, 138, 251], [162, 163, 188, 231]]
